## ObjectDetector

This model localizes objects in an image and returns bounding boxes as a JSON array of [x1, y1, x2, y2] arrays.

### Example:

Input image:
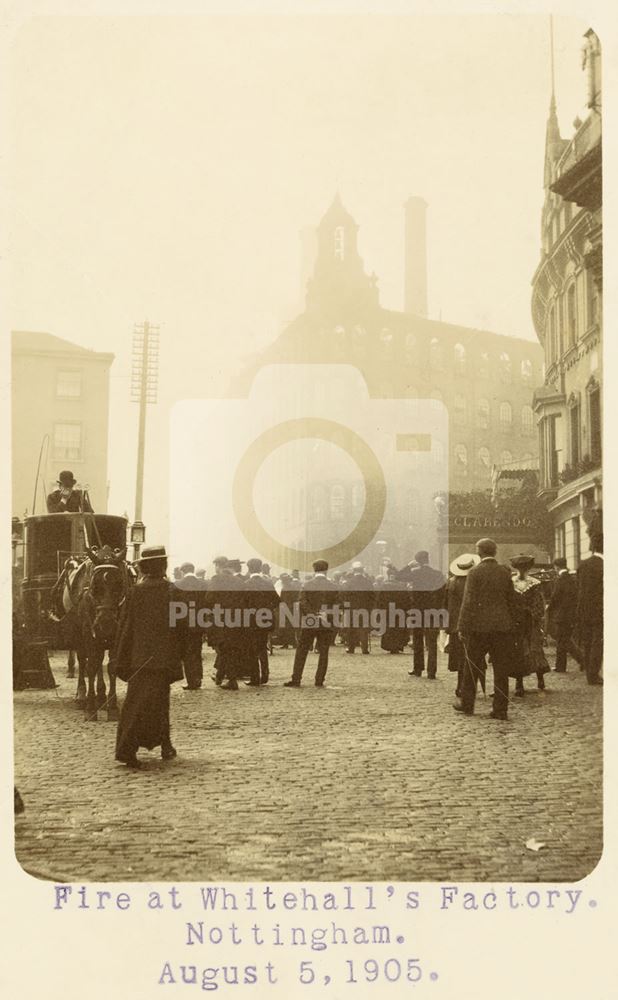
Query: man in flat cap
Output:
[[284, 559, 338, 687]]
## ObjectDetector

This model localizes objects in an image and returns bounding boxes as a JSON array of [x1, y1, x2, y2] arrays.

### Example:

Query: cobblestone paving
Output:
[[14, 645, 602, 883]]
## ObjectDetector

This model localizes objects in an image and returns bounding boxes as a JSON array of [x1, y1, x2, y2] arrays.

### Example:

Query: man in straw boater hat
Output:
[[46, 470, 93, 513], [456, 537, 519, 721], [445, 552, 480, 700], [114, 545, 187, 768]]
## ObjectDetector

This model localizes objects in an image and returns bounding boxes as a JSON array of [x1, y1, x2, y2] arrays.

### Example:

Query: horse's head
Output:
[[87, 563, 128, 644]]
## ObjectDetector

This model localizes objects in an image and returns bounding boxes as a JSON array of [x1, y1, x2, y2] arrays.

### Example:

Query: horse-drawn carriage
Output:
[[17, 512, 133, 719]]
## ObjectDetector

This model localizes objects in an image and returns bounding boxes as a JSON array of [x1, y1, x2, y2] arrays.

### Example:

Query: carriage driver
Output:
[[47, 470, 94, 514]]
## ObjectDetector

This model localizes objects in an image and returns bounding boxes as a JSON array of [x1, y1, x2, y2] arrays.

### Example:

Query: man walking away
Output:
[[576, 532, 603, 686], [176, 561, 206, 689], [456, 537, 518, 720], [547, 557, 581, 672], [340, 561, 374, 654], [284, 560, 338, 687], [244, 558, 280, 685], [408, 550, 446, 679]]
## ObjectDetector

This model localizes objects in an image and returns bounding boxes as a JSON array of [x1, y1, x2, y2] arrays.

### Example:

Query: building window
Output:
[[380, 328, 393, 357], [405, 333, 416, 358], [432, 440, 445, 467], [548, 305, 557, 365], [334, 226, 345, 260], [499, 352, 511, 383], [521, 405, 534, 436], [479, 352, 489, 379], [567, 283, 577, 346], [478, 446, 491, 472], [586, 270, 598, 328], [521, 359, 532, 384], [56, 370, 82, 398], [569, 397, 581, 466], [454, 343, 466, 375], [430, 338, 443, 370], [454, 444, 468, 475], [454, 394, 467, 426], [53, 422, 82, 462], [499, 401, 512, 429], [500, 450, 513, 467], [310, 486, 326, 522], [351, 483, 364, 510], [330, 485, 345, 521], [477, 398, 490, 429], [588, 382, 602, 464]]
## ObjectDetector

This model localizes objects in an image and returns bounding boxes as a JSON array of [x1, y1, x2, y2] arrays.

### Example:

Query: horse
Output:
[[56, 545, 134, 720]]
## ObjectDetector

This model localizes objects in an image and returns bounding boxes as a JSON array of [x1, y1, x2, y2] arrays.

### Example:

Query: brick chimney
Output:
[[404, 196, 428, 317]]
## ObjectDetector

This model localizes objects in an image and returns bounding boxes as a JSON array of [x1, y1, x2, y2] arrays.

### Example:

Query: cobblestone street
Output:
[[14, 644, 602, 883]]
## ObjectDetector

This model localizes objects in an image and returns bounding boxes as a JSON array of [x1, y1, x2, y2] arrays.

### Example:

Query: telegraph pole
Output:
[[131, 320, 159, 559]]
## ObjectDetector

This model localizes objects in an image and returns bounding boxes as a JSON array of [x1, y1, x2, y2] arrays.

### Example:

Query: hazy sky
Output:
[[9, 13, 592, 544]]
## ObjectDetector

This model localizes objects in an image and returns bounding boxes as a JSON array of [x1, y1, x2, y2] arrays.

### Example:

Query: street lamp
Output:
[[130, 520, 146, 562]]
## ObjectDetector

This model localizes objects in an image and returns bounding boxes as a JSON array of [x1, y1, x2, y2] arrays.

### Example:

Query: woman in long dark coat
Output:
[[446, 553, 480, 697], [114, 545, 187, 768], [374, 566, 411, 653], [510, 554, 550, 696]]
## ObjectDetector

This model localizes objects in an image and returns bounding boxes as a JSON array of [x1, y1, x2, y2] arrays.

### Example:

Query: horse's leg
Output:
[[75, 642, 87, 707], [106, 650, 119, 721], [84, 645, 98, 722], [96, 645, 107, 708], [68, 648, 76, 679]]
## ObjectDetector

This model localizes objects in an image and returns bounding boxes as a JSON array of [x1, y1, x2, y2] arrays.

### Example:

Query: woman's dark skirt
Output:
[[115, 670, 171, 760]]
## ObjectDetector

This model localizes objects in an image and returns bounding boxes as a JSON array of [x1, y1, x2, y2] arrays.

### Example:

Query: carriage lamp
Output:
[[130, 520, 146, 561], [11, 517, 23, 568]]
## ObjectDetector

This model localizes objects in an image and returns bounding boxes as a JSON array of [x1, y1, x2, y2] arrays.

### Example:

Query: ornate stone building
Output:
[[531, 28, 602, 567]]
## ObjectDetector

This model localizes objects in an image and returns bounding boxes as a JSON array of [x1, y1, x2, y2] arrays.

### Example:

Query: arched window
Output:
[[479, 352, 490, 379], [499, 352, 512, 383], [478, 446, 491, 471], [500, 450, 513, 466], [430, 338, 443, 370], [334, 226, 345, 260], [330, 485, 345, 521], [310, 486, 326, 522], [521, 405, 534, 436], [454, 343, 466, 375], [454, 394, 467, 425], [500, 401, 512, 428], [567, 283, 577, 346], [477, 398, 490, 429], [454, 444, 468, 474], [521, 359, 532, 384], [351, 483, 364, 510]]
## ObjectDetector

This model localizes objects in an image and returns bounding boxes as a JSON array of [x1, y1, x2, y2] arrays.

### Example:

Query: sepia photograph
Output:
[[10, 12, 603, 885]]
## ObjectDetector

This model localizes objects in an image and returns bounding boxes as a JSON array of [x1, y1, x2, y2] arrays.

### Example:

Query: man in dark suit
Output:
[[547, 557, 581, 673], [207, 558, 245, 690], [175, 561, 207, 689], [576, 533, 603, 686], [243, 558, 280, 685], [407, 550, 446, 679], [284, 560, 338, 687], [457, 537, 519, 720], [46, 470, 93, 513], [340, 561, 374, 654]]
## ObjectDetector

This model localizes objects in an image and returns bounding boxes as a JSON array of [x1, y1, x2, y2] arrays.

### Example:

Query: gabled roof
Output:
[[12, 330, 114, 361]]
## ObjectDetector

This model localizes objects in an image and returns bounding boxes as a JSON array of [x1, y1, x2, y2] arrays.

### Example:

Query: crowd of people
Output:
[[112, 533, 603, 768]]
